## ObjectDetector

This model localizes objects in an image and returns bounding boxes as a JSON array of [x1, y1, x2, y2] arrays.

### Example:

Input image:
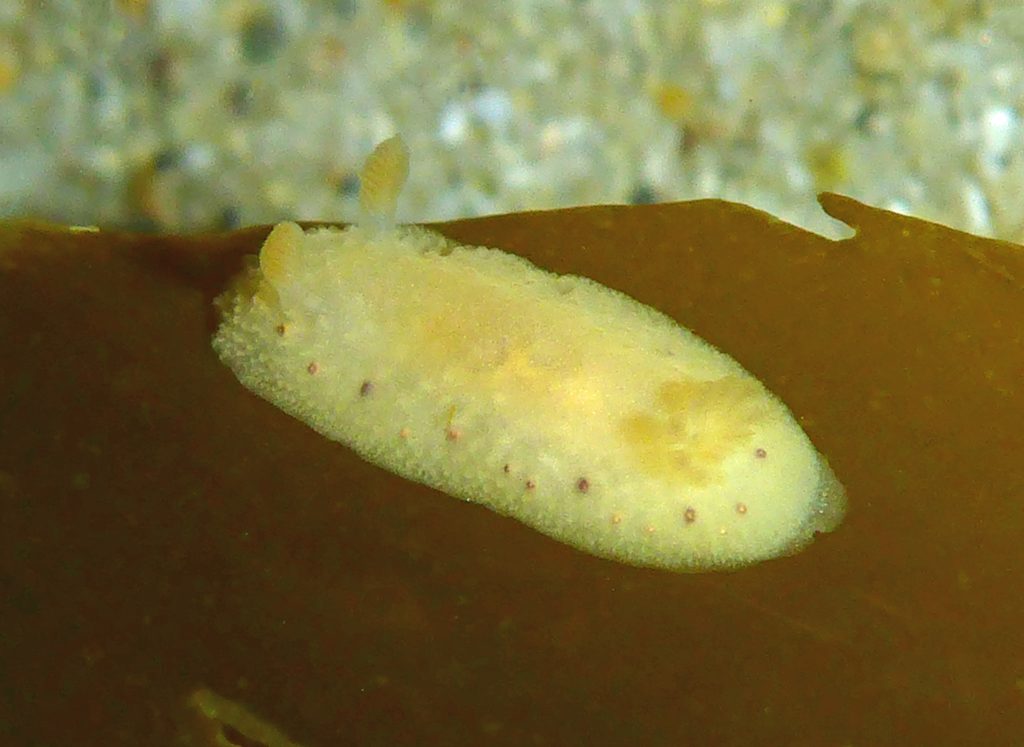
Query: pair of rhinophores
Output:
[[212, 136, 846, 572]]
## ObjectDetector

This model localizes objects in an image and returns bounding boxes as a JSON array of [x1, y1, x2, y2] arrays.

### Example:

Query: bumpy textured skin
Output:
[[212, 219, 845, 571]]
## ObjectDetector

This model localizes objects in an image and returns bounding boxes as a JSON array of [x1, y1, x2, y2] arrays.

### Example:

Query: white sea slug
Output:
[[212, 136, 845, 572]]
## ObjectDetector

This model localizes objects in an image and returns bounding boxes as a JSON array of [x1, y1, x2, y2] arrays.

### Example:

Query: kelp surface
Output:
[[2, 195, 1022, 745]]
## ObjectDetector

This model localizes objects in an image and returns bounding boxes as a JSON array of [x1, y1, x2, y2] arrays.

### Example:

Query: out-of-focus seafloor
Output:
[[3, 1, 1024, 243], [2, 196, 1023, 745]]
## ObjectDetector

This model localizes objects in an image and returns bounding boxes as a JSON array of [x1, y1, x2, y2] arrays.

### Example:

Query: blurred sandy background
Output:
[[1, 0, 1023, 240]]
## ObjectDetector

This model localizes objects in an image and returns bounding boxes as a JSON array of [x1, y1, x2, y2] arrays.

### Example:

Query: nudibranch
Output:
[[212, 136, 845, 572]]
